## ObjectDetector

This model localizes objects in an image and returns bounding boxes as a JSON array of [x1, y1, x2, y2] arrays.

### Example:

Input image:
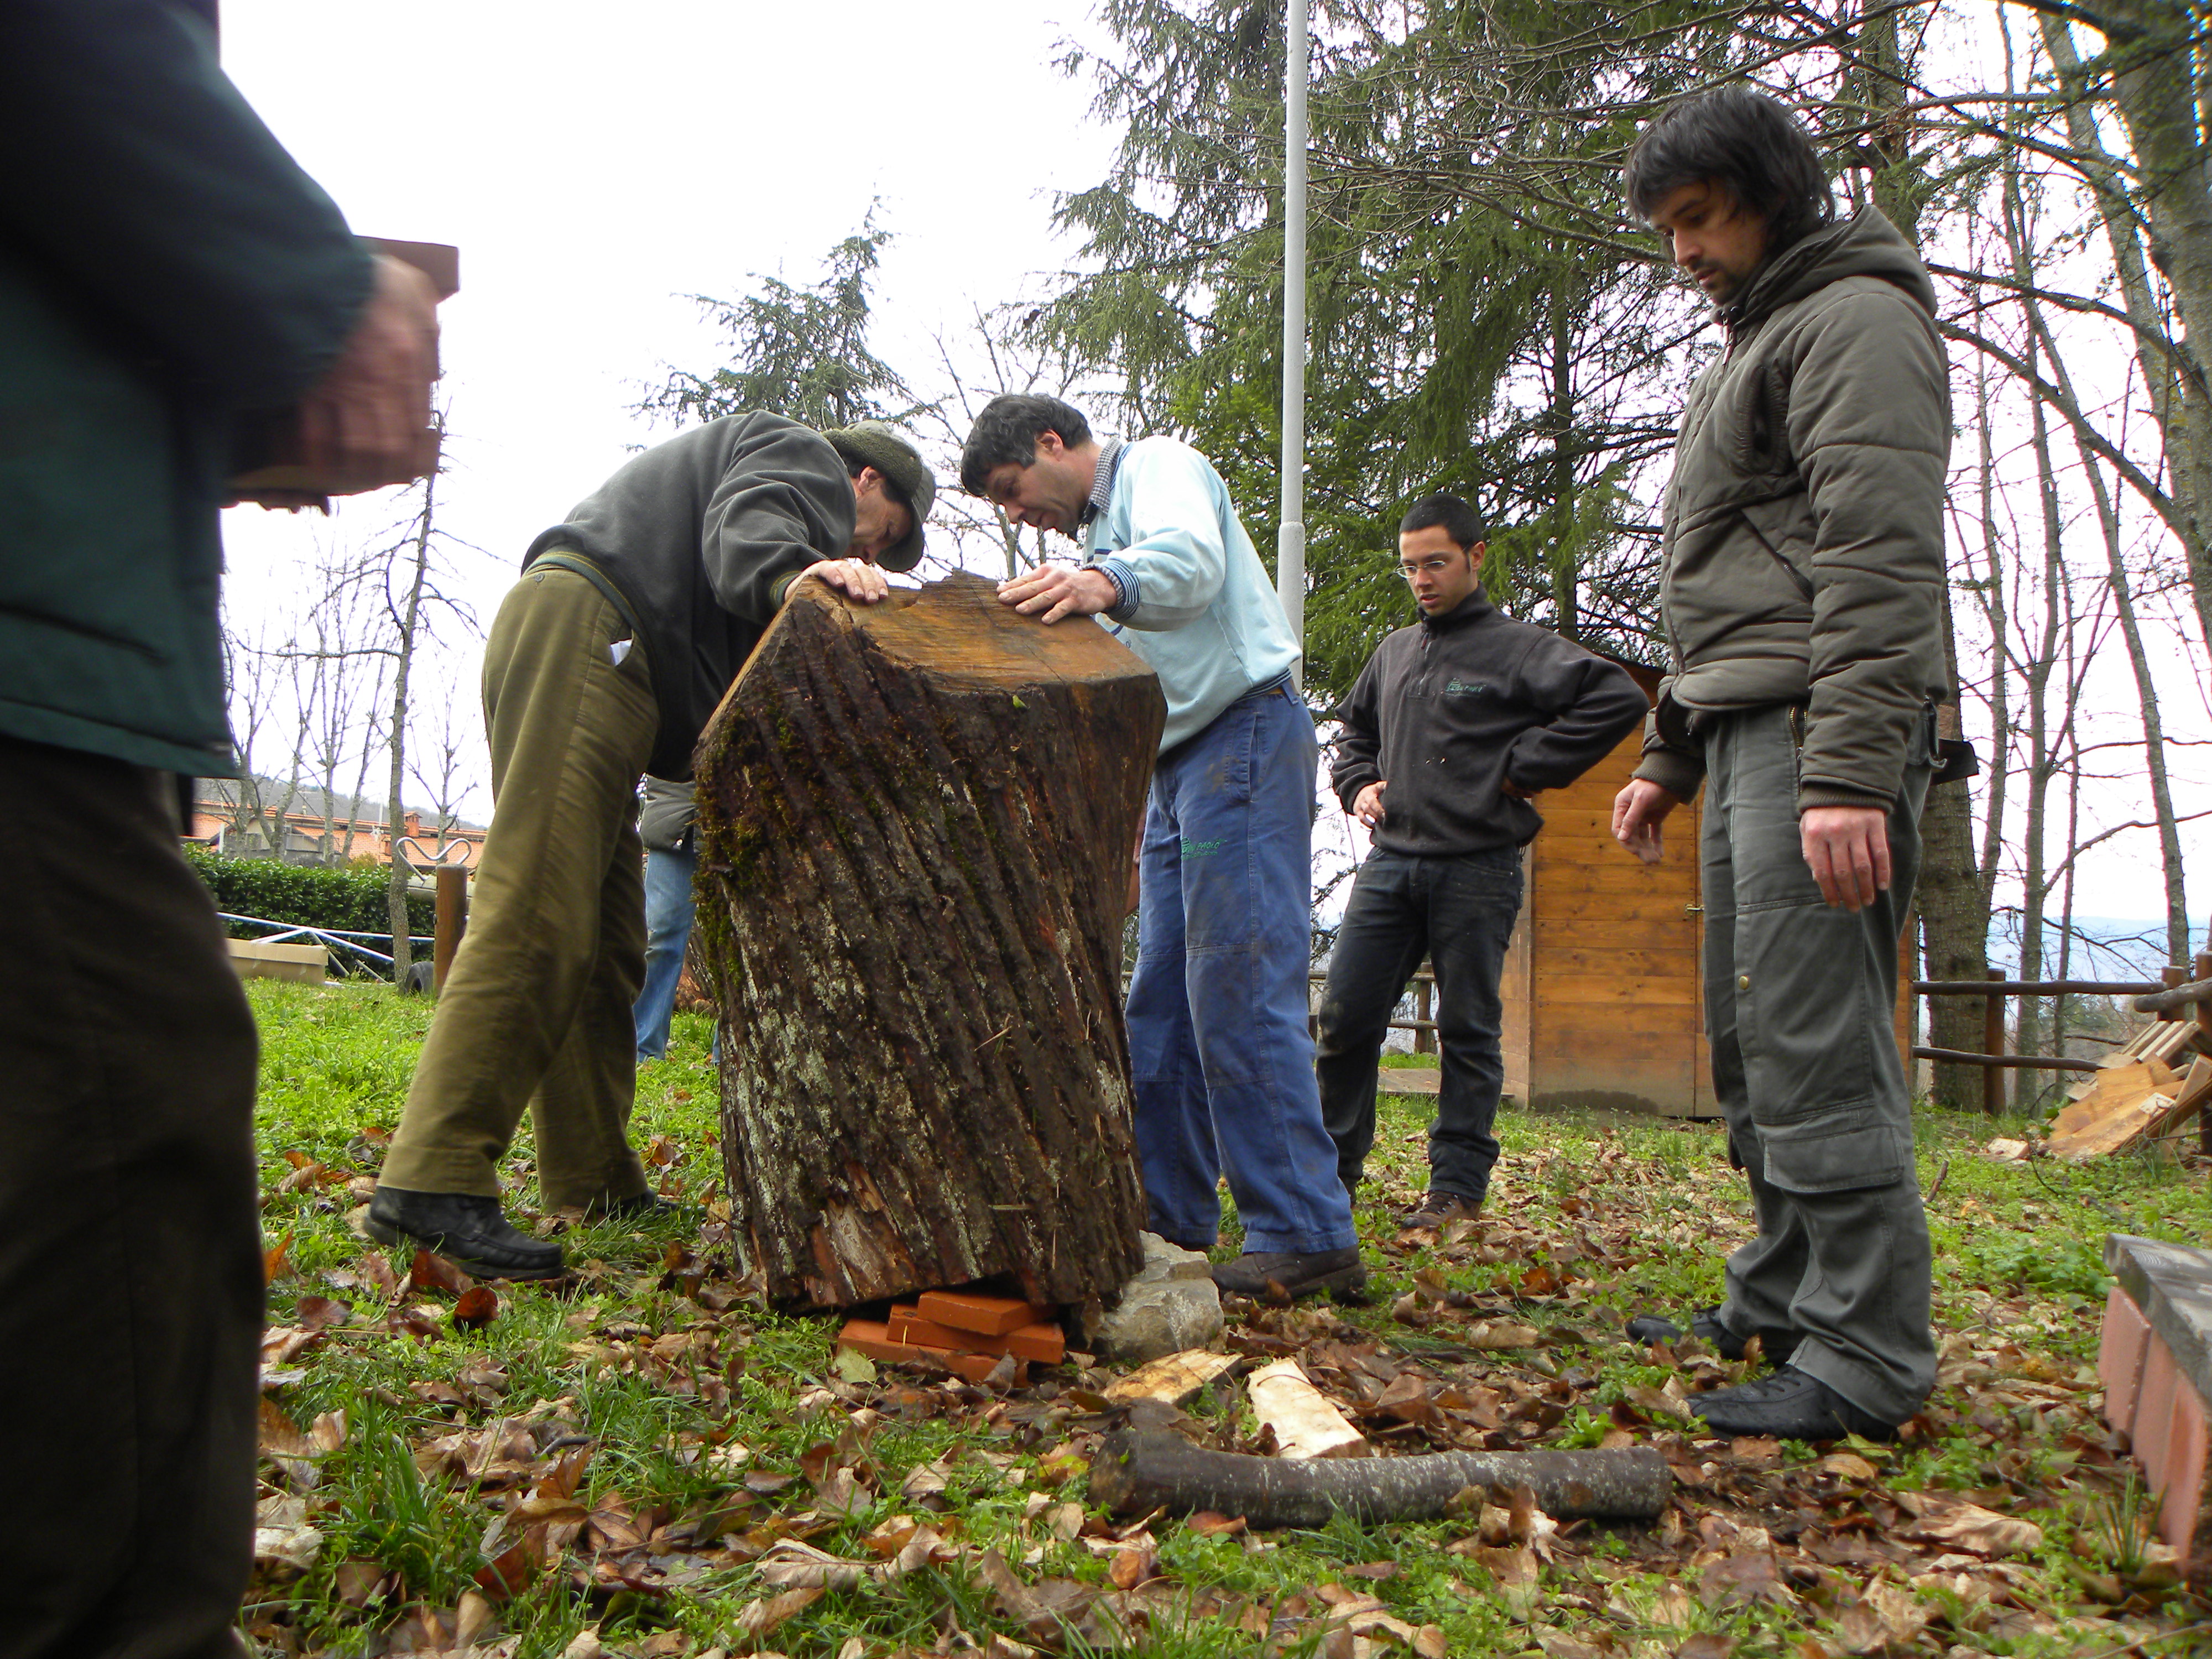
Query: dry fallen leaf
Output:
[[452, 1285, 499, 1331], [1835, 1579, 1931, 1654], [736, 1585, 824, 1640], [1895, 1490, 2044, 1557], [1815, 1452, 1878, 1481]]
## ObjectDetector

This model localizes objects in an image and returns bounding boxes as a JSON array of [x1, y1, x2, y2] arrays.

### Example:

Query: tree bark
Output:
[[2092, 0, 2212, 651], [696, 572, 1166, 1312], [1088, 1430, 1671, 1526], [385, 462, 437, 981]]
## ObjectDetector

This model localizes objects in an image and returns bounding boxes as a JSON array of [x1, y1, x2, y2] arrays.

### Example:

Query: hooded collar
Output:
[[1718, 207, 1937, 337]]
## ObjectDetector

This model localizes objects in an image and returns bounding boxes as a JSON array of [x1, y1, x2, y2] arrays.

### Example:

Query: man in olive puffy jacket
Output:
[[0, 4, 437, 1652], [1611, 87, 1948, 1442]]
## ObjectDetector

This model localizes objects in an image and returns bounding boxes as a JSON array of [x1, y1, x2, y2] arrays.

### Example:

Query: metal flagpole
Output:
[[1276, 0, 1309, 686]]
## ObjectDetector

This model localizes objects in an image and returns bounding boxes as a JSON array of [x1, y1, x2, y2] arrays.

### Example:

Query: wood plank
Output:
[[1103, 1349, 1241, 1407], [1535, 917, 1702, 950], [1527, 975, 1699, 1007], [1536, 1003, 1709, 1037], [1531, 946, 1702, 979], [1534, 862, 1710, 897], [1247, 1360, 1368, 1459], [2046, 1060, 2192, 1160], [1376, 1069, 1442, 1095], [1531, 893, 1707, 925]]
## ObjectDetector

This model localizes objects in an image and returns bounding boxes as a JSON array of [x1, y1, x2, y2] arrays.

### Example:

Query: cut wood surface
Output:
[[1102, 1350, 1242, 1408], [1089, 1430, 1671, 1527], [695, 572, 1166, 1310], [2048, 1053, 2212, 1160], [1246, 1359, 1368, 1459]]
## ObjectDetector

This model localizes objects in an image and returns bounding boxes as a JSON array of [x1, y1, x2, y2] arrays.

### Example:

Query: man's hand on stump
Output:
[[804, 558, 889, 604], [999, 563, 1117, 625]]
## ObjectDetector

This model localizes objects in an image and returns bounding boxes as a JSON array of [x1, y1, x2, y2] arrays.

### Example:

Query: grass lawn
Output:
[[244, 979, 2212, 1656]]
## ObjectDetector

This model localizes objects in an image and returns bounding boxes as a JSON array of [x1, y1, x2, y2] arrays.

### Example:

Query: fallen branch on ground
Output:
[[1088, 1429, 1671, 1527]]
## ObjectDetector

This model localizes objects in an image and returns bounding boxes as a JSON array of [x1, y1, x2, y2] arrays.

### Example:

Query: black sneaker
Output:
[[1626, 1303, 1799, 1365], [1398, 1190, 1483, 1230], [366, 1186, 567, 1281], [1690, 1366, 1898, 1441], [1211, 1246, 1368, 1301]]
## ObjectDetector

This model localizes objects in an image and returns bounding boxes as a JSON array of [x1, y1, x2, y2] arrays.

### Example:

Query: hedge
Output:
[[185, 848, 436, 948]]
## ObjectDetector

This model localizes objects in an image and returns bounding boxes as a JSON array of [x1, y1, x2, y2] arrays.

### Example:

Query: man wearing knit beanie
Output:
[[372, 414, 932, 1279]]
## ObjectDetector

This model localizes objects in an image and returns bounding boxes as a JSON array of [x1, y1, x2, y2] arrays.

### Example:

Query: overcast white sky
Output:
[[215, 0, 1117, 750], [209, 2, 2205, 936]]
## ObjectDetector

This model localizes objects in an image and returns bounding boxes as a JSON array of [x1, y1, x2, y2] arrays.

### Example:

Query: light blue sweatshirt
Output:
[[1084, 436, 1302, 753]]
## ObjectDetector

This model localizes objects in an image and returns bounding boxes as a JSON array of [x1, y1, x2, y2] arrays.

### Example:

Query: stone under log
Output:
[[693, 571, 1165, 1311]]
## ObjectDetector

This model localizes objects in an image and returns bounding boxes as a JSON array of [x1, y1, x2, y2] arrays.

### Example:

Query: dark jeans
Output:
[[0, 736, 261, 1659], [1316, 846, 1523, 1203], [1128, 679, 1357, 1255], [1702, 703, 1936, 1423]]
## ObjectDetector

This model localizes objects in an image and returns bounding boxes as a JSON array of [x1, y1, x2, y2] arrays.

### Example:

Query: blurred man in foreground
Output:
[[0, 3, 438, 1650]]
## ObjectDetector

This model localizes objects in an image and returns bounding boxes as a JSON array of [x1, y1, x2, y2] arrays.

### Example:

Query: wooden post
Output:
[[432, 864, 468, 993], [2196, 952, 2212, 1158], [2159, 964, 2189, 1023], [696, 573, 1164, 1311], [1415, 969, 1433, 1057], [1983, 968, 2006, 1117]]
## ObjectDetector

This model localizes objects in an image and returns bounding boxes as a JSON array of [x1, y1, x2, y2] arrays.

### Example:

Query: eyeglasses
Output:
[[1397, 556, 1462, 580]]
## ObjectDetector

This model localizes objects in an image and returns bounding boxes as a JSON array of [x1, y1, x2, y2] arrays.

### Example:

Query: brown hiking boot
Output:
[[1397, 1190, 1483, 1230]]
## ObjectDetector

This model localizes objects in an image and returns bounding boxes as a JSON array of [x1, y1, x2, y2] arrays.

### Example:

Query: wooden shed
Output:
[[1496, 661, 1911, 1118]]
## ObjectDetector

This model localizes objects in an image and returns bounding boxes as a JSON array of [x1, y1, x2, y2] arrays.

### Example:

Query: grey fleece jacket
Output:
[[1634, 208, 1950, 812], [1332, 591, 1648, 857], [525, 412, 857, 782]]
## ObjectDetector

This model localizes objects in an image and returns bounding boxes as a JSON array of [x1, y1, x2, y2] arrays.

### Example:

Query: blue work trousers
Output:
[[633, 843, 697, 1063], [1126, 679, 1357, 1255]]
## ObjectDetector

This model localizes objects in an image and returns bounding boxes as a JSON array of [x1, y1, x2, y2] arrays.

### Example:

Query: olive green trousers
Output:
[[383, 565, 657, 1210]]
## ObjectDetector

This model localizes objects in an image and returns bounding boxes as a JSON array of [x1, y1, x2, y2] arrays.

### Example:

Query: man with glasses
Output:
[[1318, 493, 1644, 1228]]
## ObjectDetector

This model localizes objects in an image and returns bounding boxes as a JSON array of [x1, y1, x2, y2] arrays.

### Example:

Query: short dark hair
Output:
[[1399, 493, 1483, 550], [1622, 85, 1834, 252], [959, 394, 1093, 495]]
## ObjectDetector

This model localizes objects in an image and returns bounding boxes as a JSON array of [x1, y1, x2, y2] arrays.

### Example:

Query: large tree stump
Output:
[[693, 571, 1165, 1311]]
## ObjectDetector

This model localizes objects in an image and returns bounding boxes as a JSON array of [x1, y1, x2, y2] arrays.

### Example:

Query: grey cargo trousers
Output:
[[1700, 703, 1936, 1425]]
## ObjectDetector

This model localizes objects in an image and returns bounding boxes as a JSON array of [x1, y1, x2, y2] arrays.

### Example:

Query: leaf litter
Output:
[[240, 986, 2212, 1656]]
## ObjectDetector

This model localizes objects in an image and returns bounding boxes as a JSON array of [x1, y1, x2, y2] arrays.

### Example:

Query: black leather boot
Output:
[[366, 1187, 566, 1281]]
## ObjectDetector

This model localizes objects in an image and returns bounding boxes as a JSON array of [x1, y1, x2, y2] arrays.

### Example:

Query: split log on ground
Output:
[[1089, 1429, 1670, 1527], [694, 571, 1166, 1310]]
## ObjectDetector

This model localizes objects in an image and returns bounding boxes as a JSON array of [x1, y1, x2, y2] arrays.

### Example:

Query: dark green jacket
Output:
[[525, 413, 858, 782], [0, 0, 374, 774], [1635, 210, 1950, 811]]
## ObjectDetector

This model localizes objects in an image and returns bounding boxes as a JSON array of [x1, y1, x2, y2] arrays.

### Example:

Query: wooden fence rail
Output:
[[1912, 957, 2211, 1120]]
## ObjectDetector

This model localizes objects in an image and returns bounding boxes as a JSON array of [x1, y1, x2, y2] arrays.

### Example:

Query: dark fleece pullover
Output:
[[525, 411, 857, 782], [1330, 592, 1648, 857]]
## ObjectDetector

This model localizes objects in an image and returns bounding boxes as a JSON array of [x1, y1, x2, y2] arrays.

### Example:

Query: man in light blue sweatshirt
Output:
[[962, 395, 1365, 1301]]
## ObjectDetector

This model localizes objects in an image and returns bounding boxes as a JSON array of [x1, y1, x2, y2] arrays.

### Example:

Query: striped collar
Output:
[[1077, 436, 1127, 534]]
